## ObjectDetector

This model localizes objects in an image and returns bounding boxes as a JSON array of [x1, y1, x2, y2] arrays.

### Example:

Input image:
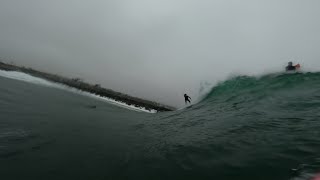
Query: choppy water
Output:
[[1, 71, 320, 180]]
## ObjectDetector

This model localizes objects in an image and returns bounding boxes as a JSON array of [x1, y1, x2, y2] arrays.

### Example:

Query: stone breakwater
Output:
[[0, 61, 175, 112]]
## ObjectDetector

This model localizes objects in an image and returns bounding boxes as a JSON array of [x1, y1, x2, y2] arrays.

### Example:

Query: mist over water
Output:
[[1, 0, 320, 106]]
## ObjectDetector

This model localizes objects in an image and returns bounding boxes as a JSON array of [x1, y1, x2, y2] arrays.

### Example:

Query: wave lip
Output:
[[200, 72, 320, 103]]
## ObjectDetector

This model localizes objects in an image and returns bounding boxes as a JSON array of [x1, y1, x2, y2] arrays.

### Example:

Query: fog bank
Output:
[[1, 0, 320, 107]]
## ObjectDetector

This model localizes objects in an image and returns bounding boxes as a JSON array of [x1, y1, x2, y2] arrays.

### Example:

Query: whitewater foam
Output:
[[0, 70, 156, 113]]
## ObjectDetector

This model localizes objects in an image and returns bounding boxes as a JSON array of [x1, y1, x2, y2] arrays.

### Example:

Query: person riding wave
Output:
[[286, 62, 300, 71], [184, 94, 191, 104]]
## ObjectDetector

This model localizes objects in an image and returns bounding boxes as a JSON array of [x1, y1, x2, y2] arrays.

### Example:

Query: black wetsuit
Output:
[[184, 95, 191, 104], [286, 65, 296, 71]]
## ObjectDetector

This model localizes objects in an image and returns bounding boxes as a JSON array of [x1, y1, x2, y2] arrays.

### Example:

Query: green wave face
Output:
[[201, 72, 320, 109]]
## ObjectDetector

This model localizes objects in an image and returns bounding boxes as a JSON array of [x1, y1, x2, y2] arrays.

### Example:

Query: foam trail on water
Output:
[[0, 70, 156, 113]]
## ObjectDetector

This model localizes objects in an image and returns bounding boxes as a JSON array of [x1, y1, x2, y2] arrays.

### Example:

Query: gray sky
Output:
[[0, 0, 320, 107]]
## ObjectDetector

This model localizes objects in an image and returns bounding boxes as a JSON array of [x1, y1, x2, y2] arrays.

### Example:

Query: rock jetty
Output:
[[0, 61, 175, 112]]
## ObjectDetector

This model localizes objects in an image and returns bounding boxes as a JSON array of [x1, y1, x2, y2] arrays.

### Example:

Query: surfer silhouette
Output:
[[286, 62, 300, 71], [184, 94, 191, 104]]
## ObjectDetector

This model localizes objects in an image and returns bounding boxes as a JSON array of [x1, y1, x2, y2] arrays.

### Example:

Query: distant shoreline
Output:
[[0, 61, 175, 112]]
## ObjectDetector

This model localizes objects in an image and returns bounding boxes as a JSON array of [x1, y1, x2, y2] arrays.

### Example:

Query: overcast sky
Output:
[[0, 0, 320, 107]]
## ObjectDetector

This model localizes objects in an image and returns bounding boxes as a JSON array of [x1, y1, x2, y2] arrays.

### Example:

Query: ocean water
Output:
[[1, 71, 320, 180]]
